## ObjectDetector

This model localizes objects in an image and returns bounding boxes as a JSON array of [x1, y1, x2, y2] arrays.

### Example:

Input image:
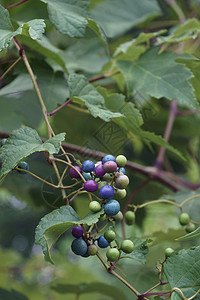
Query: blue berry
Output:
[[72, 226, 83, 238], [82, 160, 95, 173], [98, 235, 109, 248], [104, 200, 120, 217], [102, 155, 115, 164], [69, 166, 82, 179], [81, 250, 90, 258], [84, 180, 98, 192], [99, 185, 114, 200], [119, 167, 126, 175], [17, 161, 29, 174], [82, 172, 92, 180], [71, 238, 88, 256]]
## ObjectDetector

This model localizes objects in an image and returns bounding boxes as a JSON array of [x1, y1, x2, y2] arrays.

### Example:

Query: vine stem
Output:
[[0, 57, 22, 81], [154, 100, 177, 169], [6, 0, 28, 9], [13, 37, 67, 201], [135, 199, 181, 210]]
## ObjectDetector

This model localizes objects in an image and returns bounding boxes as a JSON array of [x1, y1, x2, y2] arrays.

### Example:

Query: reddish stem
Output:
[[13, 37, 24, 58], [48, 99, 72, 116], [154, 100, 177, 169], [6, 0, 28, 9], [176, 109, 200, 117], [138, 291, 170, 298], [88, 74, 106, 83]]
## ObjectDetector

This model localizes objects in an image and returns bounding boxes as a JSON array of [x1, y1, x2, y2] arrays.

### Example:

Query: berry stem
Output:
[[48, 99, 72, 116], [138, 291, 170, 298], [6, 0, 29, 9]]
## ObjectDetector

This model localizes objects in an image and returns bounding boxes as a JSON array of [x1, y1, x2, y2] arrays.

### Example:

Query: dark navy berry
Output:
[[82, 172, 92, 180], [69, 166, 82, 178], [99, 185, 114, 200], [103, 161, 118, 173], [95, 164, 106, 177], [17, 161, 29, 174], [71, 238, 88, 256], [102, 155, 115, 164], [98, 235, 109, 248], [84, 180, 98, 192], [72, 226, 83, 238], [82, 160, 95, 173], [119, 167, 126, 174], [104, 200, 120, 216]]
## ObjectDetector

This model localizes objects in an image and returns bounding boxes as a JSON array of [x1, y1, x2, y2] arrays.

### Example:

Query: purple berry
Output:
[[95, 164, 106, 177], [103, 161, 118, 173], [98, 235, 109, 248], [102, 155, 116, 164], [84, 180, 98, 192], [104, 200, 120, 217], [71, 238, 88, 256], [72, 226, 83, 238], [82, 160, 95, 172], [69, 166, 82, 179], [99, 185, 114, 199]]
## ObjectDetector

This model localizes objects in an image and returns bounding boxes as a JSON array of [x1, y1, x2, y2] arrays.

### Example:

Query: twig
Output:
[[0, 57, 22, 81], [48, 99, 72, 116], [6, 0, 28, 9]]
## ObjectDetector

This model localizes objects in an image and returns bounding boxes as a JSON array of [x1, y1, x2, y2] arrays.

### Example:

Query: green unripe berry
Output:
[[106, 248, 120, 262], [89, 201, 101, 212], [99, 213, 106, 221], [121, 240, 134, 253], [113, 211, 123, 222], [185, 223, 196, 233], [179, 213, 190, 225], [164, 247, 174, 257], [116, 189, 126, 200], [125, 211, 135, 225], [104, 229, 116, 242], [116, 155, 127, 167], [102, 173, 112, 182], [88, 244, 98, 256]]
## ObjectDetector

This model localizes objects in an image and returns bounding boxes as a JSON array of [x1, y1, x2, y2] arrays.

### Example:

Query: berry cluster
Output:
[[71, 226, 134, 262], [69, 154, 129, 219]]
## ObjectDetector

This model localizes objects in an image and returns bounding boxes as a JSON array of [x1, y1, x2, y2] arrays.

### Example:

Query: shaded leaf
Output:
[[0, 288, 29, 300], [176, 226, 200, 241]]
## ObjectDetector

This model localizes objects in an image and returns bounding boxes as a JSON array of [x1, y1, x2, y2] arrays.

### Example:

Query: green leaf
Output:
[[176, 226, 200, 241], [0, 4, 13, 31], [52, 282, 126, 299], [164, 246, 200, 300], [87, 18, 107, 46], [40, 0, 90, 38], [116, 48, 199, 109], [91, 0, 161, 38], [0, 74, 33, 96], [0, 288, 29, 300], [68, 73, 123, 121], [0, 127, 65, 179]]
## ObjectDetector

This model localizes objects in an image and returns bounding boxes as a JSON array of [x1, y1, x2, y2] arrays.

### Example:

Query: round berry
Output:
[[116, 155, 127, 167], [98, 235, 109, 248], [72, 226, 83, 238], [81, 250, 90, 258], [83, 172, 92, 180], [103, 161, 118, 173], [119, 167, 126, 175], [95, 161, 102, 167], [102, 173, 112, 182], [89, 201, 101, 212], [185, 223, 196, 233], [113, 211, 123, 221], [104, 200, 120, 217], [179, 213, 190, 225], [69, 166, 82, 179], [104, 229, 116, 242], [88, 244, 98, 256], [95, 164, 106, 177], [121, 240, 134, 253], [116, 189, 126, 200], [164, 247, 174, 257], [71, 238, 88, 256], [0, 138, 7, 146], [125, 211, 135, 225], [106, 248, 120, 262], [84, 180, 98, 192], [102, 155, 115, 164], [98, 181, 108, 191], [82, 160, 95, 173], [99, 185, 114, 200], [17, 161, 29, 174], [115, 174, 129, 189]]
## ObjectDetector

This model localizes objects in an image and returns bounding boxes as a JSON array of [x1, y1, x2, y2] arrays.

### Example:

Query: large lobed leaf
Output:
[[164, 246, 200, 300], [0, 127, 65, 179], [35, 205, 103, 263], [40, 0, 90, 38], [116, 48, 199, 109]]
